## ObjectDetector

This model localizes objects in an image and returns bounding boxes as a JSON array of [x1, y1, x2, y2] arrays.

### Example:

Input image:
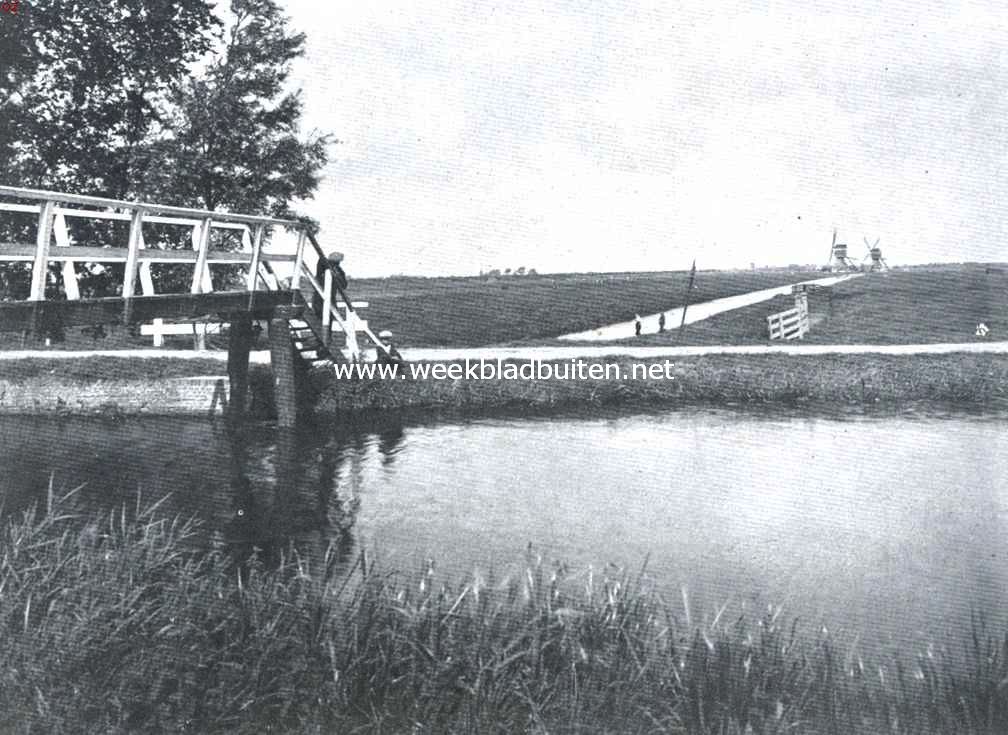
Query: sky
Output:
[[282, 0, 1008, 276]]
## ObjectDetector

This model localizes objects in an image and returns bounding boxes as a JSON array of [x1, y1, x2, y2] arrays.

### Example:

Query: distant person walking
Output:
[[313, 251, 348, 317], [658, 312, 666, 333], [634, 314, 642, 337]]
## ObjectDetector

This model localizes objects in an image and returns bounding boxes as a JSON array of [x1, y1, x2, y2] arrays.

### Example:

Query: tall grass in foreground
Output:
[[2, 487, 1007, 734]]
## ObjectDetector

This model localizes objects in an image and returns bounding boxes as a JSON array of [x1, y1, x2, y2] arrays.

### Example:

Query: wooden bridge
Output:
[[0, 185, 393, 425]]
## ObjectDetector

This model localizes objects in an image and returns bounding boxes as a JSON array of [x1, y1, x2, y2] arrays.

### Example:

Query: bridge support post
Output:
[[269, 307, 304, 427], [227, 313, 253, 423]]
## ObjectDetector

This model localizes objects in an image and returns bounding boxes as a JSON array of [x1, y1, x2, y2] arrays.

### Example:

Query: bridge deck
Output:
[[0, 291, 293, 332]]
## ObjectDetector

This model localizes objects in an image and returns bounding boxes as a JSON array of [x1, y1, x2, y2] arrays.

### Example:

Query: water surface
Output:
[[1, 406, 1005, 650]]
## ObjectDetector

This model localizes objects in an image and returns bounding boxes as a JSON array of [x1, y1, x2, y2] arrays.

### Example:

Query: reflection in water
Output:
[[0, 414, 407, 579]]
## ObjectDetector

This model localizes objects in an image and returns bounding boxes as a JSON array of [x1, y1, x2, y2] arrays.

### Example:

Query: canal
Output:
[[1, 406, 1005, 650]]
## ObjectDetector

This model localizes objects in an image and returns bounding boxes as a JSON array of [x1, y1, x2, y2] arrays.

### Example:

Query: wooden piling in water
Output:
[[227, 313, 253, 422], [268, 308, 302, 427]]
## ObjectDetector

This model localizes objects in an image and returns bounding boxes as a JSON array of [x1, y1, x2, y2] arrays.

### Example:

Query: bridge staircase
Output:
[[0, 185, 394, 424]]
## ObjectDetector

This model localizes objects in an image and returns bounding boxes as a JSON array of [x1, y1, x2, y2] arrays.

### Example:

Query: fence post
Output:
[[321, 268, 333, 346], [152, 318, 165, 347]]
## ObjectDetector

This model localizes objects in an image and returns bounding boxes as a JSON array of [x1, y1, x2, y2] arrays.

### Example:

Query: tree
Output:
[[152, 0, 329, 218], [0, 0, 219, 196], [0, 0, 330, 298]]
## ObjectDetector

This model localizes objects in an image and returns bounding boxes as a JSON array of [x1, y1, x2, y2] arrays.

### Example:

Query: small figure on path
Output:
[[313, 250, 348, 317], [975, 322, 990, 337], [634, 314, 642, 337], [658, 312, 666, 333]]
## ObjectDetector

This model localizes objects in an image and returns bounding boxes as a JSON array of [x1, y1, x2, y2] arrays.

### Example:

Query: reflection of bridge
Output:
[[0, 186, 393, 425]]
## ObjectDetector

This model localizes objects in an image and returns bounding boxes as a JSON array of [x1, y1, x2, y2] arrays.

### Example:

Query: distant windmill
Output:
[[861, 237, 889, 272], [825, 229, 858, 272]]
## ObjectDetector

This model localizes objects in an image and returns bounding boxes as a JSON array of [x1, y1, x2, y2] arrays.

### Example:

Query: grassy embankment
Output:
[[2, 489, 1006, 733], [0, 268, 822, 351], [2, 265, 1001, 353], [1, 352, 1005, 415], [317, 353, 1008, 412], [635, 265, 1008, 346]]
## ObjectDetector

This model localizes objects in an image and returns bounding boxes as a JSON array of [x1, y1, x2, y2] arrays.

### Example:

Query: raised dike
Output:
[[2, 351, 1003, 416]]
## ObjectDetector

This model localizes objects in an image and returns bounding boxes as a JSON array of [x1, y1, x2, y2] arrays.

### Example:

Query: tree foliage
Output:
[[0, 0, 219, 196], [0, 0, 330, 299], [155, 0, 329, 218]]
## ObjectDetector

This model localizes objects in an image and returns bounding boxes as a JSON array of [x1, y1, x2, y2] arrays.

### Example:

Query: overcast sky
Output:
[[283, 0, 1008, 276]]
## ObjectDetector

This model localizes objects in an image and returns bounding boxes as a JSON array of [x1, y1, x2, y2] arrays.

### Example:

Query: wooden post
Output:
[[138, 232, 156, 295], [291, 229, 307, 297], [121, 209, 145, 323], [269, 311, 301, 427], [122, 209, 144, 298], [52, 212, 80, 300], [321, 268, 333, 346], [29, 200, 55, 301], [678, 259, 697, 339], [227, 313, 253, 423], [152, 317, 165, 347], [246, 224, 265, 295], [190, 217, 213, 294]]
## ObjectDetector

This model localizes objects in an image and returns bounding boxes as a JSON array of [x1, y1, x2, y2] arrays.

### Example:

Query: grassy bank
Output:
[[2, 491, 1006, 733], [318, 353, 1008, 413], [343, 268, 824, 347], [634, 265, 1008, 347]]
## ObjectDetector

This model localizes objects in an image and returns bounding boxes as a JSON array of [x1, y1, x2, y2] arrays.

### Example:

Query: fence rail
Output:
[[0, 185, 394, 359], [767, 291, 810, 340], [0, 185, 305, 304]]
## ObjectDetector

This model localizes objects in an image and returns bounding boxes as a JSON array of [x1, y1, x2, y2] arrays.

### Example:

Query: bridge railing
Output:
[[0, 185, 393, 356], [0, 185, 304, 302]]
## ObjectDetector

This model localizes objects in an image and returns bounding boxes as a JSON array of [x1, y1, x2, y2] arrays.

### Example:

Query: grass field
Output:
[[3, 492, 1007, 733], [1, 265, 1001, 351], [634, 265, 1008, 346], [338, 268, 824, 347]]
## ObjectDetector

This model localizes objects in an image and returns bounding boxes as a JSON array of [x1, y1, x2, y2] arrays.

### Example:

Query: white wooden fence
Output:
[[141, 301, 370, 352], [767, 291, 809, 340]]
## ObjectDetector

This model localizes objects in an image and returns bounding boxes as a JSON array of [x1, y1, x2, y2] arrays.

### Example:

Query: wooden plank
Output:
[[0, 243, 268, 264], [140, 321, 225, 337], [321, 268, 332, 344], [291, 230, 307, 292], [259, 252, 296, 263], [246, 224, 265, 291], [121, 209, 145, 299], [29, 200, 55, 301], [52, 212, 80, 301], [0, 291, 290, 332], [190, 217, 213, 294], [0, 185, 300, 228]]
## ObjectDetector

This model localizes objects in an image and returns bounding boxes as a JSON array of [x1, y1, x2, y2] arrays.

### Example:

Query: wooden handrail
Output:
[[0, 185, 302, 229], [298, 236, 393, 356]]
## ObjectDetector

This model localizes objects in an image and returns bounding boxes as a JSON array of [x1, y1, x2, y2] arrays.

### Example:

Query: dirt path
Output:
[[557, 273, 862, 341]]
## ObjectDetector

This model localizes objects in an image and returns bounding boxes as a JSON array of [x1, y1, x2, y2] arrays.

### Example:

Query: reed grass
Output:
[[2, 485, 1007, 733]]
